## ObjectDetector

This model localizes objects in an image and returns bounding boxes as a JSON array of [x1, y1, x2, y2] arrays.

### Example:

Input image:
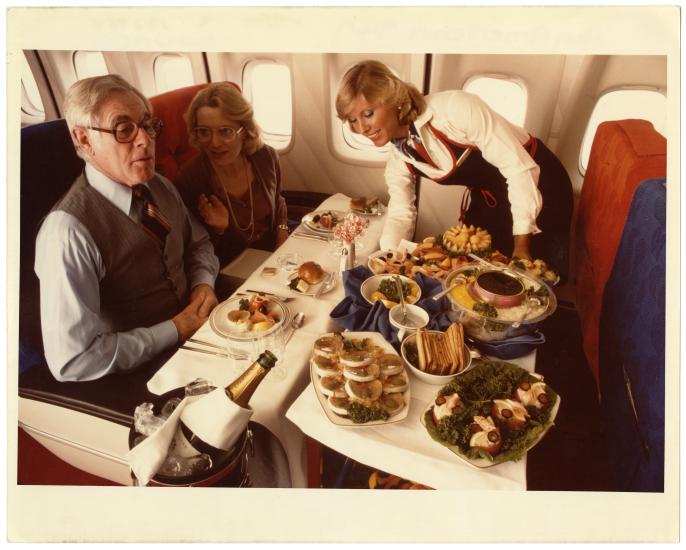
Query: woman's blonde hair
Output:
[[335, 60, 426, 126], [184, 82, 263, 155]]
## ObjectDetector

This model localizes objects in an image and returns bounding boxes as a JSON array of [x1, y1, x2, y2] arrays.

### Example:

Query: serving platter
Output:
[[420, 359, 560, 469], [309, 331, 411, 427], [209, 295, 290, 340], [301, 210, 346, 234]]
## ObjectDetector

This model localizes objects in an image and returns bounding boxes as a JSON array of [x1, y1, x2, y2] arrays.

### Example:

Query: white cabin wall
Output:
[[207, 52, 423, 202]]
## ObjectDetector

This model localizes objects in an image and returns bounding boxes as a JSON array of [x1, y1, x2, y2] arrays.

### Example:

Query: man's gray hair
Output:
[[63, 74, 152, 157]]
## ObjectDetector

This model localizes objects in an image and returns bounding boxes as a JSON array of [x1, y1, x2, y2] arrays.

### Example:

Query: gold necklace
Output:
[[217, 156, 255, 241]]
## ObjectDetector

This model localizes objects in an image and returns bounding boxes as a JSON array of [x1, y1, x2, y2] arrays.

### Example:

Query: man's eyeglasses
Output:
[[88, 117, 164, 143], [193, 126, 244, 144]]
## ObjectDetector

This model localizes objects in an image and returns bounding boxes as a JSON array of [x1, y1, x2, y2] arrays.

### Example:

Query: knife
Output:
[[291, 231, 329, 242]]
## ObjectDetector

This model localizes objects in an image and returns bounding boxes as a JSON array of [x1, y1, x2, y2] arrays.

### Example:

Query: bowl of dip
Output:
[[472, 270, 525, 308]]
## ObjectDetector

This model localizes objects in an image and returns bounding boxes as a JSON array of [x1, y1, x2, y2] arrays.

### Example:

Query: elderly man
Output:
[[35, 74, 220, 382]]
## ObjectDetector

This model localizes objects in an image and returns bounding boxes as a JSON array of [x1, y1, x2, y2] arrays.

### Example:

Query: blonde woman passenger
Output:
[[336, 60, 573, 281], [175, 83, 289, 274]]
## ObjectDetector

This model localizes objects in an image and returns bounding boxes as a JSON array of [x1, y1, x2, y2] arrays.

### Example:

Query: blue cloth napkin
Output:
[[329, 265, 455, 350], [471, 331, 546, 360]]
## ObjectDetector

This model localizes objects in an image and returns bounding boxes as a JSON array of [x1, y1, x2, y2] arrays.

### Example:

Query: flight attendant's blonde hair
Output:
[[335, 60, 426, 126], [184, 82, 263, 155]]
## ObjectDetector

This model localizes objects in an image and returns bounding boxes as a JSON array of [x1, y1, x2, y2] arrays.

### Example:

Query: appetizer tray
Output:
[[420, 359, 560, 469], [209, 294, 290, 340], [310, 331, 411, 427], [301, 210, 346, 234]]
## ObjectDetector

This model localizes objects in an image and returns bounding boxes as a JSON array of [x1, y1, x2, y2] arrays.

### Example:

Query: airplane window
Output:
[[20, 52, 45, 122], [153, 54, 194, 94], [73, 51, 109, 79], [579, 88, 666, 175], [463, 75, 527, 127], [242, 61, 292, 151]]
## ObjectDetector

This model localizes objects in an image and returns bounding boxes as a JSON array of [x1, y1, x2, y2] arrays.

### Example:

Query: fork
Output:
[[182, 339, 248, 360]]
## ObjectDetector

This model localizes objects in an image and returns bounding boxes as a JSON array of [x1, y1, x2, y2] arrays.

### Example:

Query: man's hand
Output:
[[198, 193, 229, 233], [512, 234, 532, 261], [172, 284, 219, 342], [190, 283, 219, 317]]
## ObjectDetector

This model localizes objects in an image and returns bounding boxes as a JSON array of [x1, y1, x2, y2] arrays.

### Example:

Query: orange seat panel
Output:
[[574, 119, 666, 383]]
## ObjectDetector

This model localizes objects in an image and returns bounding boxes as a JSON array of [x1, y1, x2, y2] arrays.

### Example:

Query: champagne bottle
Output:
[[225, 349, 278, 407], [172, 350, 278, 461]]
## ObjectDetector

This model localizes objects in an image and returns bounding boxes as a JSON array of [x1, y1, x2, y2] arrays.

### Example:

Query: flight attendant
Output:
[[335, 60, 573, 280]]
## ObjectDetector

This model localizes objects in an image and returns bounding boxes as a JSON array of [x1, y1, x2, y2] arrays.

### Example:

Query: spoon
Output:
[[284, 311, 306, 345], [393, 275, 408, 324], [512, 296, 542, 329], [468, 253, 519, 278]]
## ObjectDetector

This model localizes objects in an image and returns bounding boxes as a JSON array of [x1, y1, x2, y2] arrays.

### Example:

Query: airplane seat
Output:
[[598, 177, 665, 492], [574, 119, 666, 385], [150, 82, 216, 180], [19, 119, 85, 374]]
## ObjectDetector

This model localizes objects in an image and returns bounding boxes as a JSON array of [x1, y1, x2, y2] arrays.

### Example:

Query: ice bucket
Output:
[[128, 388, 251, 487]]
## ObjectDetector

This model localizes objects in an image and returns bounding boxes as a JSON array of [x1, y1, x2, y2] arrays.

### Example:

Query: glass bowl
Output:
[[442, 263, 557, 342]]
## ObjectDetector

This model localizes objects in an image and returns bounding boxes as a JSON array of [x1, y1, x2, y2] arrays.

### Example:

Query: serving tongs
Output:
[[467, 253, 520, 278]]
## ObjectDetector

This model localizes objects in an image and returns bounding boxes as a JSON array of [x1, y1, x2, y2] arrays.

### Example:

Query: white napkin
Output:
[[179, 388, 253, 451], [126, 396, 192, 486]]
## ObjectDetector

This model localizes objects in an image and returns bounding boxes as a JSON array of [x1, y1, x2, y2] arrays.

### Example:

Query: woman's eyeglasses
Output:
[[88, 117, 164, 143], [193, 126, 244, 144]]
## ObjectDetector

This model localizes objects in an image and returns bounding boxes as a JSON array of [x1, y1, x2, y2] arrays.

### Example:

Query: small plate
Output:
[[420, 361, 560, 468], [301, 210, 346, 234], [310, 331, 410, 427], [287, 271, 337, 296], [209, 295, 290, 340], [350, 202, 385, 217]]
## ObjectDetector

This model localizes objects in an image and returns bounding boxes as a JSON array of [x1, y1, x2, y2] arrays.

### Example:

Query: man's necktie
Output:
[[133, 184, 171, 247]]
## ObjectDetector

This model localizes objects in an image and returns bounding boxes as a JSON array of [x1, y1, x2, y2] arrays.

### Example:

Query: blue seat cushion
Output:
[[598, 178, 665, 492]]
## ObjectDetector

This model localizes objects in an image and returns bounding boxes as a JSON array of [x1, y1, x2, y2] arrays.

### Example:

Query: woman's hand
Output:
[[276, 225, 289, 247], [198, 193, 229, 234], [512, 234, 532, 261]]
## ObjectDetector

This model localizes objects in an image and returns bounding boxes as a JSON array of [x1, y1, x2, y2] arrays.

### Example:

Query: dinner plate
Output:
[[420, 360, 560, 469], [287, 271, 337, 296], [209, 295, 290, 340], [309, 331, 411, 427], [301, 210, 346, 234]]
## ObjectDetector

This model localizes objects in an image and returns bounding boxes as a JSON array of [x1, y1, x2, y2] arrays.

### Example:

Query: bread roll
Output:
[[298, 261, 324, 284]]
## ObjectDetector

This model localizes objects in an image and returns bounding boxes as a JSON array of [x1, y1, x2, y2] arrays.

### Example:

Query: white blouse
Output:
[[381, 90, 543, 251]]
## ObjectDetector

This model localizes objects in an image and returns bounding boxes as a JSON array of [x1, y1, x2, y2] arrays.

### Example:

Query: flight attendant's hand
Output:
[[512, 234, 533, 261], [198, 193, 229, 234]]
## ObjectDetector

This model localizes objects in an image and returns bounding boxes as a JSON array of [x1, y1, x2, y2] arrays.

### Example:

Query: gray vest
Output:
[[53, 173, 188, 331]]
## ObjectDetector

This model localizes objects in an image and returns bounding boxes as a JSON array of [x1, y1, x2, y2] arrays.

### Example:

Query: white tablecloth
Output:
[[147, 192, 535, 490], [147, 193, 385, 487]]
